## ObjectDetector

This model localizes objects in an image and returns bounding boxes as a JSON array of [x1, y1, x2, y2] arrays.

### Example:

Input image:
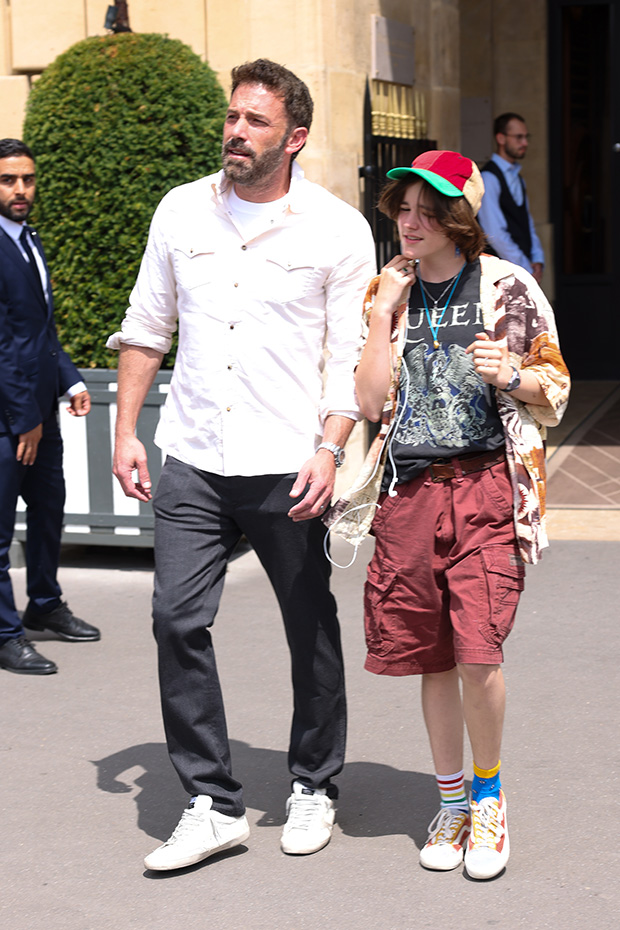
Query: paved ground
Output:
[[546, 380, 620, 541], [548, 381, 620, 508], [2, 531, 619, 930], [2, 382, 619, 929]]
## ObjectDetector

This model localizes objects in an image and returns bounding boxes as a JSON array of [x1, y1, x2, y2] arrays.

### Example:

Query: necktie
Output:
[[19, 226, 46, 303]]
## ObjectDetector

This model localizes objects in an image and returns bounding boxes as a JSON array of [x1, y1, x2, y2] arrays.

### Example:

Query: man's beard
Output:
[[0, 199, 32, 222], [505, 140, 526, 161], [222, 134, 289, 187]]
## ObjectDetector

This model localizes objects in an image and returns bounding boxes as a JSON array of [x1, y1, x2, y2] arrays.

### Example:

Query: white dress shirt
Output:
[[478, 153, 545, 273], [107, 163, 376, 476]]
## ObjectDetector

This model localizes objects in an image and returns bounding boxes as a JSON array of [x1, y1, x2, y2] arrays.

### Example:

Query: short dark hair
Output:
[[230, 59, 314, 134], [493, 112, 526, 136], [0, 138, 35, 162], [378, 177, 486, 263]]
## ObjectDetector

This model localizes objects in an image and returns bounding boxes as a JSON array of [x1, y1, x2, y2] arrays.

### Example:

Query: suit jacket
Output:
[[0, 225, 80, 436]]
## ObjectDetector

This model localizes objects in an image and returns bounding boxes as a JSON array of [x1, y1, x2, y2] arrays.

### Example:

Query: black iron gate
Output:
[[359, 81, 436, 269]]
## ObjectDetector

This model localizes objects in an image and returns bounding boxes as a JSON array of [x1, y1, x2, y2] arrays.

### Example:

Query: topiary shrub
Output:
[[23, 33, 228, 368]]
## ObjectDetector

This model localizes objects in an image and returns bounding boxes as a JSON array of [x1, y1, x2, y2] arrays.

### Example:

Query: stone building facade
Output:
[[0, 0, 549, 264]]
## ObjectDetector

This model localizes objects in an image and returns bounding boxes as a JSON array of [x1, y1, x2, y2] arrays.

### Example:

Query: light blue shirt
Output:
[[478, 153, 544, 273]]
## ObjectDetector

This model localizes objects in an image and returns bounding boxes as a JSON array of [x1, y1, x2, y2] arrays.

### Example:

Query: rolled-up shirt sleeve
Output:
[[106, 196, 179, 353], [320, 221, 376, 423]]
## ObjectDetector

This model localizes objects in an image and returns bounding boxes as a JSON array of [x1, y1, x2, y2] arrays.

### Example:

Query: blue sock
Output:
[[471, 760, 501, 802]]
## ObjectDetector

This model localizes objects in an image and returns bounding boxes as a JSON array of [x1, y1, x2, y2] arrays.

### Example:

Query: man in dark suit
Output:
[[0, 138, 100, 675]]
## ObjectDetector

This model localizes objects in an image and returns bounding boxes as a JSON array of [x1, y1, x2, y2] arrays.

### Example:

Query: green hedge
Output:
[[23, 33, 227, 368]]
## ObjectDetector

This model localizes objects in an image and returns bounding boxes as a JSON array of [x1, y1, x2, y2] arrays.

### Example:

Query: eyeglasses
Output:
[[503, 133, 531, 141]]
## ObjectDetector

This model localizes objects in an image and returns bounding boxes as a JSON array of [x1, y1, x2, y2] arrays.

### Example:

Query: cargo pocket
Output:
[[364, 568, 399, 657], [479, 546, 525, 646]]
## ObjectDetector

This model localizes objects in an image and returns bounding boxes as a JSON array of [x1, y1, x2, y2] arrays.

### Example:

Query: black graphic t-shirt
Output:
[[382, 259, 505, 490]]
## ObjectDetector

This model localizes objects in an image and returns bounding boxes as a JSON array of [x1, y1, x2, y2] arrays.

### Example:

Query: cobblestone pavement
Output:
[[548, 382, 620, 509], [547, 381, 620, 541]]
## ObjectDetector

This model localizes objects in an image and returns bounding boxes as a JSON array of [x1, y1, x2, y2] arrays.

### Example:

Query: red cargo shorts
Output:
[[364, 456, 525, 676]]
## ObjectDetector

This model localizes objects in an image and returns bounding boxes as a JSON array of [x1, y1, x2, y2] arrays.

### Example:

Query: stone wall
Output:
[[1, 0, 463, 209], [460, 0, 552, 295]]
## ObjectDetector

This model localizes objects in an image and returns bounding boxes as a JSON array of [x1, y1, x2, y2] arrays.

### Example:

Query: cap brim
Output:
[[386, 166, 463, 198]]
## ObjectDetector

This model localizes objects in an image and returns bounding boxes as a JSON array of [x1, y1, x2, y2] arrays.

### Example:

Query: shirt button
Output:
[[227, 364, 232, 370], [226, 406, 231, 412], [241, 244, 247, 251], [229, 324, 235, 330], [234, 282, 239, 287]]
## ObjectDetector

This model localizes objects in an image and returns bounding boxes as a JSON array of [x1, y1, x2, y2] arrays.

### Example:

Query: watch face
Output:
[[505, 369, 521, 392], [335, 449, 345, 466]]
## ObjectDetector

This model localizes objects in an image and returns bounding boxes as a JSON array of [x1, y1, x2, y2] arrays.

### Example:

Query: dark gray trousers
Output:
[[152, 456, 346, 817]]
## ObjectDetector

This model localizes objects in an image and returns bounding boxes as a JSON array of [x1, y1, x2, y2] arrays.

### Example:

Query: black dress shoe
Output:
[[22, 601, 101, 642], [0, 636, 58, 674]]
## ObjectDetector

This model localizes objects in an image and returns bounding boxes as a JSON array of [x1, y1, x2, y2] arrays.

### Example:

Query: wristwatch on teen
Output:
[[503, 366, 521, 393], [317, 442, 346, 467]]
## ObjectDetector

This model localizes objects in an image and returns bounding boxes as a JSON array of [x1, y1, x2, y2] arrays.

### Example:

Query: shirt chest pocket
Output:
[[262, 254, 325, 303], [173, 245, 217, 292]]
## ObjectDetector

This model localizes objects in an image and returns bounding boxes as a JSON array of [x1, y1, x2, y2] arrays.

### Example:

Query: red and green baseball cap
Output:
[[387, 150, 484, 215]]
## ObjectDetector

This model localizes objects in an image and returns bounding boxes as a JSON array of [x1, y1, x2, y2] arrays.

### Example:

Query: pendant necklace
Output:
[[418, 264, 466, 348]]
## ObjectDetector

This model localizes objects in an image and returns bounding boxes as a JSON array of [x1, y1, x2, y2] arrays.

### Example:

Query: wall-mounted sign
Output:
[[371, 15, 415, 86]]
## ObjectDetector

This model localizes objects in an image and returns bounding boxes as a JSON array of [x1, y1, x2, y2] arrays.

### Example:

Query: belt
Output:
[[427, 448, 506, 482]]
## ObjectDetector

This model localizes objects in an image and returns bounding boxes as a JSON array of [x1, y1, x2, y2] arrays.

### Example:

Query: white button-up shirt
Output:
[[107, 164, 376, 476]]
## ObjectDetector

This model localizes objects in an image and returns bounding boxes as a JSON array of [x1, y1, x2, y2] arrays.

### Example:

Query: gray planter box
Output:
[[14, 368, 171, 548]]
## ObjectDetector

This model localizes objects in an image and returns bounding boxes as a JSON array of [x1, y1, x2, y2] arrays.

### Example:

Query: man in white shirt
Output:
[[477, 113, 545, 283], [108, 59, 376, 871]]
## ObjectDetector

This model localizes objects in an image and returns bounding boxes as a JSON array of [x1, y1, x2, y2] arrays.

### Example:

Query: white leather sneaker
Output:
[[280, 781, 335, 855], [144, 795, 250, 871]]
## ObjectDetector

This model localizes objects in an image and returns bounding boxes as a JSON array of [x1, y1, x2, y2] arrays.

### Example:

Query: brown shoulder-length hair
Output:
[[377, 177, 486, 262]]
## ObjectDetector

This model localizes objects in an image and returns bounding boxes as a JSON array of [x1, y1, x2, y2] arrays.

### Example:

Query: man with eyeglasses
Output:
[[478, 113, 544, 284]]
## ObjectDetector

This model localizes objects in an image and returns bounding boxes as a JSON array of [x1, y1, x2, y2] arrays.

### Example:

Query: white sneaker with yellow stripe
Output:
[[465, 789, 510, 880], [419, 807, 471, 871]]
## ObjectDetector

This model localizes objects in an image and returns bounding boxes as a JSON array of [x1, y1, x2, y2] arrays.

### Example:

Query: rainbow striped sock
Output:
[[471, 760, 501, 802], [436, 770, 468, 810]]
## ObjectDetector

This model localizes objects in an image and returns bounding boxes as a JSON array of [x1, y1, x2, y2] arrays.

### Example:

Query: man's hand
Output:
[[66, 390, 91, 416], [113, 433, 152, 501], [531, 262, 543, 285], [288, 449, 337, 522], [16, 423, 43, 465]]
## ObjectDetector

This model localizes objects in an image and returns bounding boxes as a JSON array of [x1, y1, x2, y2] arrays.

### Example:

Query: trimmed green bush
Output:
[[23, 33, 228, 368]]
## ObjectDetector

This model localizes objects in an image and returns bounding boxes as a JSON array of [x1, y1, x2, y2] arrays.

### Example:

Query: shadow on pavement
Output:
[[92, 738, 440, 851]]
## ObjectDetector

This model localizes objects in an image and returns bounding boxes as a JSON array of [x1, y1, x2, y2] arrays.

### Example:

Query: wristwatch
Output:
[[503, 366, 521, 393], [317, 442, 346, 467]]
